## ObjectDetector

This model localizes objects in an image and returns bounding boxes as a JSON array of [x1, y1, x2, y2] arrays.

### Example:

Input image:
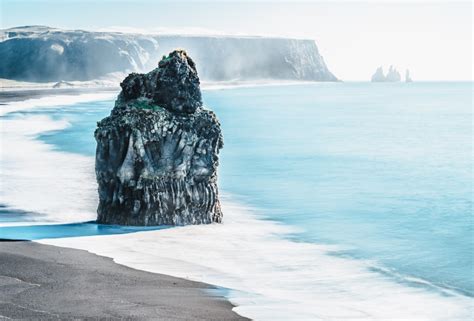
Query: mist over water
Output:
[[0, 82, 472, 319]]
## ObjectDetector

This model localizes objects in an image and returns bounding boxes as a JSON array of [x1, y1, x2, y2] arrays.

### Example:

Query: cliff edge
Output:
[[95, 50, 223, 225]]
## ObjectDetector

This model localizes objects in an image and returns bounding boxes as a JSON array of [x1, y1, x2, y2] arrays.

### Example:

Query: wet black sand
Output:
[[0, 241, 248, 320]]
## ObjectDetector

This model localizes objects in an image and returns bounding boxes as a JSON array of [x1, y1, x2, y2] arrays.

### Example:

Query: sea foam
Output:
[[41, 200, 472, 321], [0, 93, 114, 224], [0, 92, 116, 116]]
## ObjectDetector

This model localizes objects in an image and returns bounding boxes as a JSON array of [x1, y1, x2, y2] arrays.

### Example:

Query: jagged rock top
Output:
[[1, 26, 338, 82], [119, 50, 202, 114]]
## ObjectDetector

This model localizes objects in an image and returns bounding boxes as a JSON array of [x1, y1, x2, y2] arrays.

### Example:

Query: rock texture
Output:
[[95, 50, 223, 225]]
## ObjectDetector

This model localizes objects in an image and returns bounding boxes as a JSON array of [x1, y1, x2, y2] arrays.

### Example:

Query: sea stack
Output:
[[405, 69, 413, 82], [95, 50, 224, 226], [371, 65, 401, 82], [371, 66, 386, 82], [385, 65, 401, 82]]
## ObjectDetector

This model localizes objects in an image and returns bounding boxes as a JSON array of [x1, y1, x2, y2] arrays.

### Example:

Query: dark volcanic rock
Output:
[[119, 51, 202, 113], [153, 51, 202, 113], [95, 50, 223, 226]]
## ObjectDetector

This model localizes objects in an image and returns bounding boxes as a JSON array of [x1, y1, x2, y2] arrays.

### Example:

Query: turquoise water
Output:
[[1, 82, 472, 297], [207, 82, 473, 296], [0, 222, 169, 240]]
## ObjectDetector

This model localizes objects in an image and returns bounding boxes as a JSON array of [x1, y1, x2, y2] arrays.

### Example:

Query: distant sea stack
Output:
[[95, 50, 223, 225], [0, 26, 338, 82], [371, 67, 386, 82], [371, 65, 402, 82], [405, 69, 413, 82], [385, 66, 401, 82]]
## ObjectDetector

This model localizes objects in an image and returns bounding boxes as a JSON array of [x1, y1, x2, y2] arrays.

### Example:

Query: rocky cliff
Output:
[[95, 50, 223, 225], [0, 26, 338, 82]]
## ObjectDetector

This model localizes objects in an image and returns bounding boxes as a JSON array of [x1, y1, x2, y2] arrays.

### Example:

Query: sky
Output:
[[1, 0, 472, 81]]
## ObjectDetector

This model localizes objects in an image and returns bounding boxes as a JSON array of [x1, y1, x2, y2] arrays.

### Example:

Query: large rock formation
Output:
[[95, 50, 223, 225]]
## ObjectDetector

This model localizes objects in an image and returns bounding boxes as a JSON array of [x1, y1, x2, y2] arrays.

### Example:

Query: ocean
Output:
[[0, 82, 472, 320]]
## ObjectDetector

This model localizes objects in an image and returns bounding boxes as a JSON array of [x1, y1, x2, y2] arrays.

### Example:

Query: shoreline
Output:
[[0, 240, 247, 320], [0, 87, 119, 104]]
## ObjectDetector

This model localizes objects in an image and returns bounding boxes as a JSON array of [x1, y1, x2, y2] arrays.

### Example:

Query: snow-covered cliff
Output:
[[0, 26, 338, 82]]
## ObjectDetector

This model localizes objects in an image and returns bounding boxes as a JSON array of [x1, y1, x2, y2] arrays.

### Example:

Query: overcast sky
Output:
[[1, 0, 472, 80]]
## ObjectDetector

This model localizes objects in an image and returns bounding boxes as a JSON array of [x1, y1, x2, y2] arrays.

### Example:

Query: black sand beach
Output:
[[0, 241, 247, 320]]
